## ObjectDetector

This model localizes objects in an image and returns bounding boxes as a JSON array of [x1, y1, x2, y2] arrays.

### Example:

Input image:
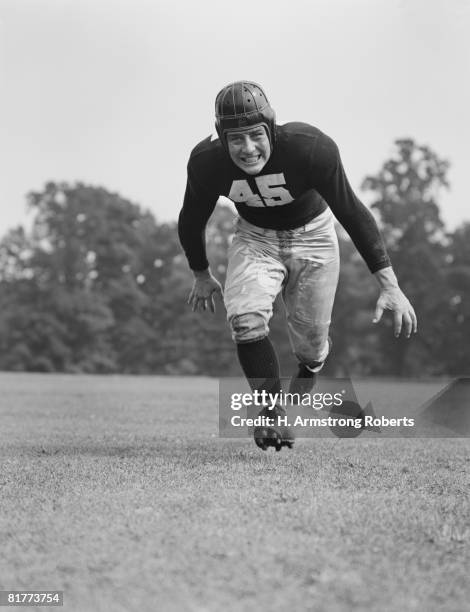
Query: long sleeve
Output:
[[178, 161, 219, 271], [313, 135, 391, 273]]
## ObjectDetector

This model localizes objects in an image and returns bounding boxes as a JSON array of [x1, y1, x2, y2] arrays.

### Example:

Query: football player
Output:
[[178, 81, 417, 451]]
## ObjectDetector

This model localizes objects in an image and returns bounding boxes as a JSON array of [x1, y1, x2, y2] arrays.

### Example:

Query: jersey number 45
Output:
[[228, 173, 294, 207]]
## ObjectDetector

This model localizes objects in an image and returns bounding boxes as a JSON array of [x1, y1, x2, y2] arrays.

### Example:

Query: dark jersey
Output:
[[178, 122, 390, 273]]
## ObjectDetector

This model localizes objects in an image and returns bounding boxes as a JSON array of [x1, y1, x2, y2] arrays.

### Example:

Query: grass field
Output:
[[0, 373, 469, 612]]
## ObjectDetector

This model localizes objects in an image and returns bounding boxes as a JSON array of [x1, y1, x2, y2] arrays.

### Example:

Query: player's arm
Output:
[[177, 164, 223, 314], [313, 134, 417, 337]]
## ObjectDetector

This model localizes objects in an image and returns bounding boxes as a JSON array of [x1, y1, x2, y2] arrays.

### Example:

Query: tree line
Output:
[[0, 139, 468, 377]]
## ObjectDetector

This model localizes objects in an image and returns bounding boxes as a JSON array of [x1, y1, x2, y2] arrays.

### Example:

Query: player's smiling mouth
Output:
[[241, 155, 261, 164]]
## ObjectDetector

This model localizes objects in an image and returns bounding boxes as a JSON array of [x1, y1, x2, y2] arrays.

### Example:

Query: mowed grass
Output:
[[0, 374, 469, 612]]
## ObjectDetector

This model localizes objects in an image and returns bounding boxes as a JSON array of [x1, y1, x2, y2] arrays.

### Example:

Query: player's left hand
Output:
[[373, 288, 418, 338]]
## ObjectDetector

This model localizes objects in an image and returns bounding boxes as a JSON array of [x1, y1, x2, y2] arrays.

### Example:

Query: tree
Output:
[[361, 139, 451, 375], [161, 203, 238, 375], [0, 182, 182, 373], [2, 159, 466, 378], [441, 223, 470, 374]]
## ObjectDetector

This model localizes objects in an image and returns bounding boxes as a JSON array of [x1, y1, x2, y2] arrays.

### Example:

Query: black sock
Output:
[[236, 337, 281, 395]]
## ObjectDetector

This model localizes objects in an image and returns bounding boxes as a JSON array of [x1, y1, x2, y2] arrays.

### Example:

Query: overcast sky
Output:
[[1, 0, 469, 237]]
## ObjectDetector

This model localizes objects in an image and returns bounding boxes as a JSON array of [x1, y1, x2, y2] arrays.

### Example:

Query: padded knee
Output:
[[230, 312, 268, 344]]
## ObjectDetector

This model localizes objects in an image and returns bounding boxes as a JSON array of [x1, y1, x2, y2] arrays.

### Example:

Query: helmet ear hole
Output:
[[215, 81, 276, 151]]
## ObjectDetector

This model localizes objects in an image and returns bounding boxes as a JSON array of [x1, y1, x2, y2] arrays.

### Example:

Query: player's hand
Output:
[[188, 270, 223, 314], [373, 287, 418, 338]]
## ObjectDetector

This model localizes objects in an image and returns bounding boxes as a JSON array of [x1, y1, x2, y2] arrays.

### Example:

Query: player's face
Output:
[[226, 125, 271, 175]]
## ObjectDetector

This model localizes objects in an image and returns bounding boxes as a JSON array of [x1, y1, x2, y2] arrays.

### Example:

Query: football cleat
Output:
[[253, 404, 295, 452]]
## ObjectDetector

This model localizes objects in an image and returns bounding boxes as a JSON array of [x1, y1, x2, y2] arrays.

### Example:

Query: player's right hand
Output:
[[188, 270, 223, 313]]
